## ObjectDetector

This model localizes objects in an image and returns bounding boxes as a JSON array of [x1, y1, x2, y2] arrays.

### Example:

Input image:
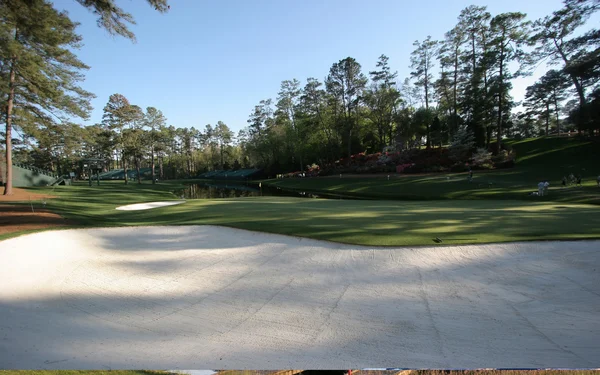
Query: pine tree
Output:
[[410, 36, 439, 148], [524, 70, 569, 136], [143, 107, 166, 184], [366, 55, 401, 150], [456, 5, 492, 148], [530, 0, 599, 131], [326, 57, 367, 157], [76, 0, 170, 41], [489, 12, 529, 153], [1, 0, 94, 195]]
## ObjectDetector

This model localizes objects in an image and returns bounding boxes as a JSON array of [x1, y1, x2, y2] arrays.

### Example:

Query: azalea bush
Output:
[[316, 140, 514, 176], [471, 147, 493, 170]]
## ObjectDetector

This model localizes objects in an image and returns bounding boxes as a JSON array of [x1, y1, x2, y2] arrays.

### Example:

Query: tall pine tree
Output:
[[1, 0, 94, 195]]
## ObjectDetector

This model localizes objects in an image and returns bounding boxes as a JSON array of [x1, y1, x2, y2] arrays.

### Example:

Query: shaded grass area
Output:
[[264, 137, 600, 205], [5, 181, 599, 246]]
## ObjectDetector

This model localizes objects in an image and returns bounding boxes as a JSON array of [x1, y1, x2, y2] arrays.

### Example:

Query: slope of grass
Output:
[[264, 137, 600, 204], [3, 181, 599, 246]]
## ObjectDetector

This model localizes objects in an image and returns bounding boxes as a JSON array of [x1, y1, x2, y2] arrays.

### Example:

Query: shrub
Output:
[[423, 165, 447, 173], [396, 163, 413, 173], [449, 127, 475, 163], [403, 164, 425, 174], [492, 150, 516, 169], [471, 147, 493, 169]]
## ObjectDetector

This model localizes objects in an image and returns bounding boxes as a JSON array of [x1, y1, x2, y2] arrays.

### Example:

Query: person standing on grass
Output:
[[468, 168, 473, 182], [544, 181, 550, 195], [562, 176, 567, 188], [576, 175, 582, 187], [538, 181, 545, 196]]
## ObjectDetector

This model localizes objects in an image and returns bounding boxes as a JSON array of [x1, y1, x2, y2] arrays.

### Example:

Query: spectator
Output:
[[538, 181, 545, 196], [562, 176, 567, 188]]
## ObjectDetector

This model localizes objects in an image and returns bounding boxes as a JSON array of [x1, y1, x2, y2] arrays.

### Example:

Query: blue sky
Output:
[[54, 0, 594, 133]]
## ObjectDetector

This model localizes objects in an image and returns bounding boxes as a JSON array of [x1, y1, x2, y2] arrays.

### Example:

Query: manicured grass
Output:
[[264, 137, 600, 205], [5, 181, 600, 246]]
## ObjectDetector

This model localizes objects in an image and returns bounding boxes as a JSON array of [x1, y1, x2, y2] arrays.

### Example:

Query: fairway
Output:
[[1, 226, 599, 368], [1, 181, 597, 245], [3, 0, 600, 370]]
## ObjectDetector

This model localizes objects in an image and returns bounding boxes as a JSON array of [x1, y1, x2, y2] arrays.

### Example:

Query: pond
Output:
[[174, 182, 355, 200]]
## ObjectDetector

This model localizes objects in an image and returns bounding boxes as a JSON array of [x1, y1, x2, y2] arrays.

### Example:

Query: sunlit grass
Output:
[[2, 180, 599, 246]]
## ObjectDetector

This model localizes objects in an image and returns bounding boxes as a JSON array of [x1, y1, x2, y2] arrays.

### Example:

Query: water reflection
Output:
[[176, 183, 335, 199]]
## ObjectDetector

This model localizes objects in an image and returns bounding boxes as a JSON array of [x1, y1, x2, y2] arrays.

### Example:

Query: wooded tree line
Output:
[[2, 0, 599, 193], [240, 0, 600, 174], [1, 0, 169, 193]]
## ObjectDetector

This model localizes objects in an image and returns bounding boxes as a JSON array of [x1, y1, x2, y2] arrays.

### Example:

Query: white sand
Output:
[[115, 201, 186, 211], [0, 226, 599, 369]]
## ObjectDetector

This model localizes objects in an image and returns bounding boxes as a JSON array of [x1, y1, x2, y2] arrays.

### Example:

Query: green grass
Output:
[[263, 137, 600, 205], [3, 180, 599, 246], [2, 137, 599, 246]]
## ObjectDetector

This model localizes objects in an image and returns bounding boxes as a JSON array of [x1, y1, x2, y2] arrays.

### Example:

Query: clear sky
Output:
[[53, 0, 595, 133]]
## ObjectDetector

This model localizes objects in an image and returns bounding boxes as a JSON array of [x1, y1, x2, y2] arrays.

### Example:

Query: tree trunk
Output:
[[151, 146, 156, 184], [3, 30, 17, 196], [220, 143, 224, 169], [545, 102, 550, 136], [453, 48, 459, 133], [136, 157, 141, 184], [424, 59, 429, 111], [555, 40, 585, 106], [554, 39, 585, 132], [554, 93, 560, 136], [159, 154, 164, 179], [123, 153, 128, 184], [496, 37, 506, 155]]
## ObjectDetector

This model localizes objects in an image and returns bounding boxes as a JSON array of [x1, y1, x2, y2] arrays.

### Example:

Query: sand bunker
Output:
[[115, 200, 186, 211], [0, 226, 598, 368]]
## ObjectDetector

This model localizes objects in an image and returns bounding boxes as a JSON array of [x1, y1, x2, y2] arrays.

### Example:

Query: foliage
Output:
[[3, 0, 600, 189], [77, 0, 170, 41], [471, 147, 493, 169], [449, 127, 475, 163], [1, 0, 94, 195], [491, 149, 516, 169]]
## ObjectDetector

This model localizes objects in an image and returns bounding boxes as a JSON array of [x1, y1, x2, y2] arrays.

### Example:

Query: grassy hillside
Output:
[[265, 137, 600, 204], [507, 136, 599, 175]]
